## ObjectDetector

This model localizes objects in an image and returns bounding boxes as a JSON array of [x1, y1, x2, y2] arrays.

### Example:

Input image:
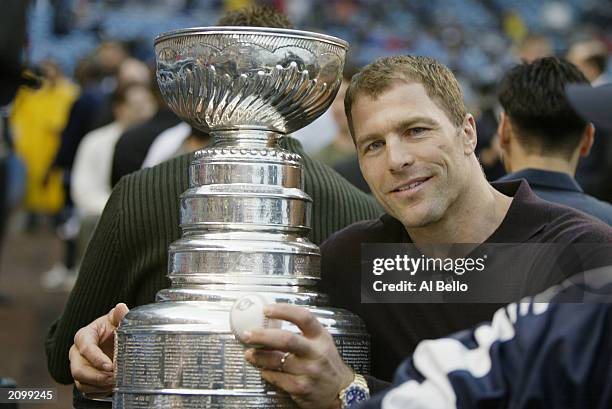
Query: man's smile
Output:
[[388, 176, 432, 198]]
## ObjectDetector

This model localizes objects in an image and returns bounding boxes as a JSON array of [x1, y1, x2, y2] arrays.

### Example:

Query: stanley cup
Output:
[[112, 27, 370, 408]]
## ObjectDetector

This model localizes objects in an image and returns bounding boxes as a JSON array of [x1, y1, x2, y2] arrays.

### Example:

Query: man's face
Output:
[[351, 82, 473, 228], [118, 87, 156, 126]]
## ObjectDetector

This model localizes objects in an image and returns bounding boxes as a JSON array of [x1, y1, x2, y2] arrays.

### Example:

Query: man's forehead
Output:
[[352, 82, 443, 123], [352, 81, 431, 107], [352, 81, 460, 127]]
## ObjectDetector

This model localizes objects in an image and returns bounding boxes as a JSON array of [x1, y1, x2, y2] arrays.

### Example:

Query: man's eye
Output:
[[366, 141, 384, 152], [406, 127, 427, 136]]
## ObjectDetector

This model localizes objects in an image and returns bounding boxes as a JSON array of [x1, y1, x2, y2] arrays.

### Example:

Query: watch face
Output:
[[345, 386, 368, 405]]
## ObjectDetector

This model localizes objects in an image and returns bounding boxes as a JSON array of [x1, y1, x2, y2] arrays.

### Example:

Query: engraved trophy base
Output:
[[114, 301, 369, 409]]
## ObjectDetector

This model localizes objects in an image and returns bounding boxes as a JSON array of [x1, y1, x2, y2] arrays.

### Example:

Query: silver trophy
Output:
[[113, 27, 370, 409]]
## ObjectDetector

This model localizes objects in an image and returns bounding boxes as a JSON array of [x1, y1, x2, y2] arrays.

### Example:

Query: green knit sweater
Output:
[[45, 137, 382, 388]]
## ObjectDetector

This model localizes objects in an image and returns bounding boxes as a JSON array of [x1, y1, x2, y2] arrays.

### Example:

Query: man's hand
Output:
[[69, 303, 129, 396], [243, 304, 354, 409]]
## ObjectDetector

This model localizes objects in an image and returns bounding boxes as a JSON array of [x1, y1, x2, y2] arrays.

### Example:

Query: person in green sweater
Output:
[[44, 7, 382, 407]]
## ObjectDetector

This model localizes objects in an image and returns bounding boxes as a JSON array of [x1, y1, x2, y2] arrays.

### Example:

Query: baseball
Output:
[[230, 294, 282, 347]]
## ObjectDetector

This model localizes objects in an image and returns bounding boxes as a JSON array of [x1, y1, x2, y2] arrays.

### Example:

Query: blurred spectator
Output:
[[68, 82, 155, 290], [567, 38, 612, 200], [514, 34, 553, 63], [110, 79, 177, 186], [142, 124, 213, 168], [72, 83, 156, 218], [567, 83, 612, 203], [473, 83, 506, 181], [312, 68, 357, 167], [0, 108, 26, 306], [96, 41, 129, 93], [567, 39, 610, 85], [93, 57, 152, 128], [315, 66, 371, 194], [496, 57, 612, 224], [40, 56, 106, 289], [10, 60, 79, 220], [0, 108, 27, 236], [116, 58, 151, 86], [48, 56, 106, 188], [141, 122, 191, 168]]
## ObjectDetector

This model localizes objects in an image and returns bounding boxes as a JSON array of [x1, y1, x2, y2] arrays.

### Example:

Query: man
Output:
[[45, 6, 381, 408], [72, 82, 156, 219], [70, 83, 157, 290], [240, 55, 612, 408], [496, 57, 612, 224], [313, 68, 359, 167], [567, 39, 610, 86], [566, 39, 612, 200]]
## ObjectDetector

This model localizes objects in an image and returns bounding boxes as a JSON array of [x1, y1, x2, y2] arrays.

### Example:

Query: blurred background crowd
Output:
[[0, 0, 611, 406]]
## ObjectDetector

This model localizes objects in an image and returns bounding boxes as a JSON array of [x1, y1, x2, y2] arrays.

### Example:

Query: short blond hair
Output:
[[217, 5, 293, 28], [344, 55, 466, 137]]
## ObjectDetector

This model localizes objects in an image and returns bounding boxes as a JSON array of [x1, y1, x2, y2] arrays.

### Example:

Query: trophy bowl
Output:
[[154, 26, 348, 134]]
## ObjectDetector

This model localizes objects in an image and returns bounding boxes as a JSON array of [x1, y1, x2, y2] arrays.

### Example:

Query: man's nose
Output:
[[386, 138, 415, 172]]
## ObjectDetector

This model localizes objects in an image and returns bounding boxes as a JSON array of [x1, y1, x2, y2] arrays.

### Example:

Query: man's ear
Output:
[[579, 123, 595, 157], [462, 114, 478, 155], [497, 112, 511, 148]]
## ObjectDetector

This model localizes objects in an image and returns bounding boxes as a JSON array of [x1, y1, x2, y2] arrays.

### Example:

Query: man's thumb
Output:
[[111, 303, 130, 327]]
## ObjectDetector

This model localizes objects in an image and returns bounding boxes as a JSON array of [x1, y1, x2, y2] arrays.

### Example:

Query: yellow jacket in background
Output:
[[10, 78, 79, 214]]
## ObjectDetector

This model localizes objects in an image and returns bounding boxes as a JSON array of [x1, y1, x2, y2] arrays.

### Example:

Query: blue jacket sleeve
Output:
[[358, 272, 612, 409]]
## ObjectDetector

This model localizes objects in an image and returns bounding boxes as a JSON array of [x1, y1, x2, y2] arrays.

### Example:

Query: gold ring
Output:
[[279, 352, 291, 372]]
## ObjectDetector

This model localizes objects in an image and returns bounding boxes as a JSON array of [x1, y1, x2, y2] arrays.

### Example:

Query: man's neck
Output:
[[406, 171, 513, 247], [508, 154, 577, 176]]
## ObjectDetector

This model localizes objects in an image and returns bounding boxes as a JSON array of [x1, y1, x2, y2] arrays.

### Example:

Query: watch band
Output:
[[339, 373, 370, 409]]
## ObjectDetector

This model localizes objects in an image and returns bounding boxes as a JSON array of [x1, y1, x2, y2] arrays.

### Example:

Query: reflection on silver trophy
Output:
[[112, 27, 370, 408]]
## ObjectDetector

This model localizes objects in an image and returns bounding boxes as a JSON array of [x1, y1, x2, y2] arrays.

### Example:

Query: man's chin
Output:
[[397, 208, 441, 230], [401, 219, 432, 229]]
